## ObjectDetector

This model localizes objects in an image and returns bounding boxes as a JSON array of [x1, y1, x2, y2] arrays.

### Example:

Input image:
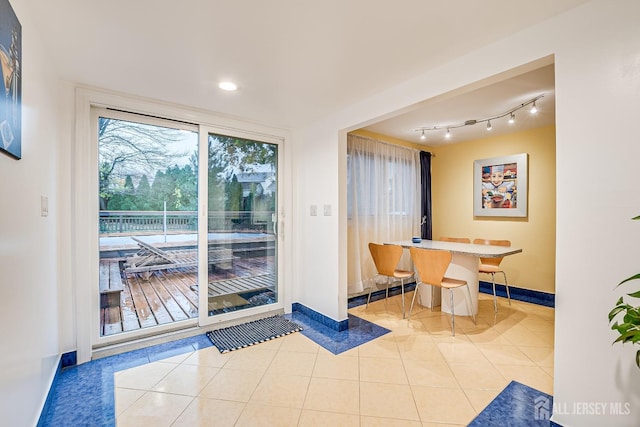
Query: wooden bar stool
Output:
[[367, 242, 414, 318], [408, 247, 475, 335], [473, 238, 512, 312]]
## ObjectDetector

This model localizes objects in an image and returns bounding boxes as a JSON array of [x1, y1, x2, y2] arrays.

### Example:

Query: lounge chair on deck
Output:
[[206, 273, 276, 297], [124, 237, 236, 280], [192, 273, 276, 312]]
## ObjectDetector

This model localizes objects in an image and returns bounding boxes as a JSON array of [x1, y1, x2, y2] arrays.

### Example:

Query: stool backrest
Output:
[[473, 239, 511, 267], [369, 243, 403, 276], [409, 247, 451, 287]]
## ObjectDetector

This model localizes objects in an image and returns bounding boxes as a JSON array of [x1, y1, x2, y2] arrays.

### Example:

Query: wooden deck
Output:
[[100, 255, 275, 337]]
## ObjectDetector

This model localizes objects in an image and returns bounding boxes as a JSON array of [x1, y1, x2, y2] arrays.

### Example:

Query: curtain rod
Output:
[[348, 133, 435, 157]]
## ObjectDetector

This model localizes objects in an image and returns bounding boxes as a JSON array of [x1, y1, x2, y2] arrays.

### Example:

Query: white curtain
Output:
[[347, 134, 421, 295]]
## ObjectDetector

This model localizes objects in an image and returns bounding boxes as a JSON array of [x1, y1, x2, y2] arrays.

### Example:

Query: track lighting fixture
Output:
[[413, 94, 543, 141]]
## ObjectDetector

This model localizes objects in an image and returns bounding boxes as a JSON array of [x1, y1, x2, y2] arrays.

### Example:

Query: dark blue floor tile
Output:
[[469, 381, 556, 426], [287, 311, 390, 354], [39, 335, 212, 426], [40, 313, 555, 426]]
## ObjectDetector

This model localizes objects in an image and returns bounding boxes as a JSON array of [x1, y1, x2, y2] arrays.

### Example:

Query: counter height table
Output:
[[385, 239, 522, 316]]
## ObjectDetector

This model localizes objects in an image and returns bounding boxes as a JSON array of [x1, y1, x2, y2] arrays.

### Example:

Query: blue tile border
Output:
[[38, 335, 213, 426], [292, 302, 349, 331], [60, 351, 77, 368], [348, 282, 417, 309], [39, 287, 556, 425], [469, 380, 558, 426], [286, 310, 390, 354], [349, 281, 554, 309], [479, 280, 555, 308], [37, 310, 389, 425], [37, 354, 65, 427]]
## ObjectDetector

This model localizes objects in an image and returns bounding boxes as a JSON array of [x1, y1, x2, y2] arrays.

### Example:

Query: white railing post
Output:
[[163, 201, 167, 243]]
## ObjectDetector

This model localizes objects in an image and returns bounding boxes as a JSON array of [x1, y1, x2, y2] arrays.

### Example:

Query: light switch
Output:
[[41, 196, 48, 217], [323, 204, 332, 216], [310, 204, 317, 216]]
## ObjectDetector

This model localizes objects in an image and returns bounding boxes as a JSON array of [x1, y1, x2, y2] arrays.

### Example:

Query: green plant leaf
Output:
[[623, 312, 640, 323], [609, 215, 640, 368], [613, 329, 638, 344], [625, 308, 640, 325], [609, 306, 626, 322], [612, 326, 630, 339], [618, 274, 640, 287]]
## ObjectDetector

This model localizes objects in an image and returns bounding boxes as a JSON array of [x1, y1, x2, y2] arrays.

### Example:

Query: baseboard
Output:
[[291, 302, 349, 332], [36, 351, 77, 427], [61, 351, 77, 368], [348, 282, 417, 308], [348, 281, 554, 309], [479, 280, 555, 308]]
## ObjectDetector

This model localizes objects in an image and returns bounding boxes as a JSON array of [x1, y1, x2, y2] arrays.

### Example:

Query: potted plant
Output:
[[608, 215, 640, 368]]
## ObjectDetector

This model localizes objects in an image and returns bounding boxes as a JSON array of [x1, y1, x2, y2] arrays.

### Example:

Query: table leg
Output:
[[416, 283, 441, 308], [440, 254, 479, 316]]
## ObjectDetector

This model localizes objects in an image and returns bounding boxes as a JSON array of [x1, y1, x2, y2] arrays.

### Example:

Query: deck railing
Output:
[[99, 210, 274, 236]]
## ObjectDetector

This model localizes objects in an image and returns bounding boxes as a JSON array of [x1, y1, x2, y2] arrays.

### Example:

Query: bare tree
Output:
[[98, 117, 187, 209]]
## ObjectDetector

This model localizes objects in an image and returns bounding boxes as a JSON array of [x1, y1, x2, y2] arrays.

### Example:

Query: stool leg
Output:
[[400, 279, 406, 318], [502, 271, 511, 306], [491, 273, 498, 313], [408, 282, 420, 321], [450, 289, 455, 336]]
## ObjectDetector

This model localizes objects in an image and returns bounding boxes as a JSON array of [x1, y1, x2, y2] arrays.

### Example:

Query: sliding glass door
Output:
[[198, 128, 281, 326], [96, 109, 199, 341], [95, 109, 282, 344]]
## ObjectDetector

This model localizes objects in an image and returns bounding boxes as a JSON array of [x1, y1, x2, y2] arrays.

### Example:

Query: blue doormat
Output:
[[206, 315, 303, 353]]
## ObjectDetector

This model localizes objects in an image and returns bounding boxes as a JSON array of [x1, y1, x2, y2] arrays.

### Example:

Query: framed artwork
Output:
[[473, 153, 528, 217], [0, 0, 21, 160]]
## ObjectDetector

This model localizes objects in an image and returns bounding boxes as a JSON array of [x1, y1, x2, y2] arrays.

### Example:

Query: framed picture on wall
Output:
[[473, 153, 528, 217], [0, 0, 21, 160]]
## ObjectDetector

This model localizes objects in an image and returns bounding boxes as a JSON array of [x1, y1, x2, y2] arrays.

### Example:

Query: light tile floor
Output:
[[114, 293, 554, 426]]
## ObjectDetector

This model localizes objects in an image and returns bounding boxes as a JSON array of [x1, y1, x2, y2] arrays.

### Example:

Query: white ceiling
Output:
[[363, 63, 556, 145], [25, 0, 584, 131]]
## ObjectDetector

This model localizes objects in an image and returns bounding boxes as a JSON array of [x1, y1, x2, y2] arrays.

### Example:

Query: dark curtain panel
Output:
[[420, 151, 432, 240]]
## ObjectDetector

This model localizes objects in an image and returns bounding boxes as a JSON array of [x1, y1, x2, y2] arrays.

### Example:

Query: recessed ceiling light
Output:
[[218, 81, 238, 91]]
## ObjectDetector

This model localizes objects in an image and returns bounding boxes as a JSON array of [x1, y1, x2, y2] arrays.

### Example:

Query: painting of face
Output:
[[474, 154, 527, 217]]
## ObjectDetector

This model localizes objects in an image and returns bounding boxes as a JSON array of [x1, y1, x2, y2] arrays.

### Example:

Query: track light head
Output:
[[413, 94, 543, 141]]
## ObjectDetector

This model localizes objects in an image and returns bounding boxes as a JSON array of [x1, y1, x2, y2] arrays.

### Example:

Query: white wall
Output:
[[4, 0, 639, 425], [0, 1, 64, 425], [293, 0, 640, 425], [291, 123, 345, 321], [552, 1, 640, 425]]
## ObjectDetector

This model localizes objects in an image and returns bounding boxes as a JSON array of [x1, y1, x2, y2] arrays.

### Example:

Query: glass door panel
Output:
[[97, 110, 198, 339], [200, 132, 279, 321]]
